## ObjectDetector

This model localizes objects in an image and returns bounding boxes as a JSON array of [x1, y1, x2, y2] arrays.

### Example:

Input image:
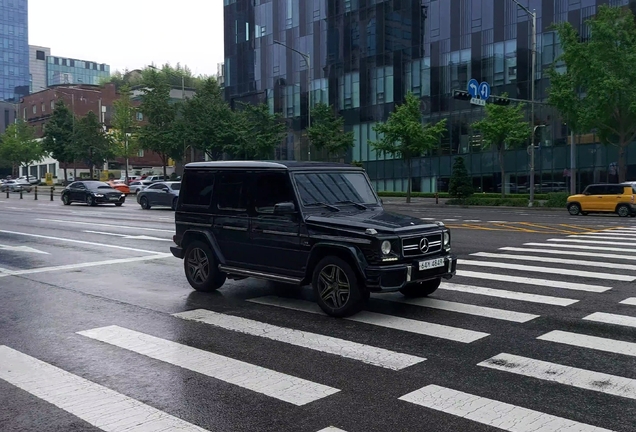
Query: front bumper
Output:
[[171, 246, 184, 259], [364, 255, 457, 292]]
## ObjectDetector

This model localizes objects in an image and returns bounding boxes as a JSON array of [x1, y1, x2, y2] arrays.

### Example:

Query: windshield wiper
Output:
[[335, 200, 368, 210], [304, 202, 340, 212]]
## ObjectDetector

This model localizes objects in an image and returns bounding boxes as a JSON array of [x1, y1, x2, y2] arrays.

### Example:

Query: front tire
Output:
[[62, 194, 71, 205], [184, 241, 226, 292], [86, 195, 96, 207], [567, 203, 581, 215], [617, 204, 631, 217], [115, 202, 123, 207], [312, 256, 365, 318], [399, 278, 442, 298]]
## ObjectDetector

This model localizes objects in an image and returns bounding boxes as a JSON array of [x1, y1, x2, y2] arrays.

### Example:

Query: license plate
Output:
[[110, 197, 119, 201], [419, 258, 445, 271]]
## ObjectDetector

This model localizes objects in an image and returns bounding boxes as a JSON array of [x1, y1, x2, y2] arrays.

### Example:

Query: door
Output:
[[249, 171, 306, 277], [608, 185, 628, 211], [70, 182, 86, 202], [581, 185, 605, 211], [144, 183, 165, 206], [211, 172, 251, 267]]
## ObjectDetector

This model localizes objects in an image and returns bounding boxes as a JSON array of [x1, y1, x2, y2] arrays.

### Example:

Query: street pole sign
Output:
[[467, 79, 489, 106]]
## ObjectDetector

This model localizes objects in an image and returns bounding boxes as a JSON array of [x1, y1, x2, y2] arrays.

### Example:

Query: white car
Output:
[[129, 180, 152, 194]]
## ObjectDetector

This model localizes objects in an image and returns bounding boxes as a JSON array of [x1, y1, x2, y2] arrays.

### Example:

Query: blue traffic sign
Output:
[[468, 79, 479, 98], [479, 81, 491, 100]]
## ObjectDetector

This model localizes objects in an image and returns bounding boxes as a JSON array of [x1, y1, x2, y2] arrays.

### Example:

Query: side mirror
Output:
[[273, 201, 296, 215]]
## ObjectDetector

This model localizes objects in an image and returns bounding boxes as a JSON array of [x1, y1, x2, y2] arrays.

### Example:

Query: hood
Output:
[[568, 194, 585, 200], [305, 207, 442, 234]]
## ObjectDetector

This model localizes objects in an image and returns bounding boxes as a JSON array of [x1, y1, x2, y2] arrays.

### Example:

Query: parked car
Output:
[[145, 175, 168, 183], [108, 180, 130, 195], [567, 183, 636, 217], [170, 161, 457, 318], [17, 175, 39, 185], [129, 180, 152, 194], [137, 181, 181, 210], [61, 181, 126, 206], [0, 180, 32, 193], [540, 182, 567, 193]]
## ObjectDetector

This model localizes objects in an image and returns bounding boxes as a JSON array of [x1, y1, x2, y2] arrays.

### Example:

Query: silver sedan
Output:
[[136, 181, 180, 210]]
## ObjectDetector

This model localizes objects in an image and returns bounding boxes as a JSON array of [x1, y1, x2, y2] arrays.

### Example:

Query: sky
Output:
[[28, 0, 225, 77]]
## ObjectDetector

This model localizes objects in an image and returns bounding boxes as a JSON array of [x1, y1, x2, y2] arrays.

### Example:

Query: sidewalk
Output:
[[381, 197, 563, 211]]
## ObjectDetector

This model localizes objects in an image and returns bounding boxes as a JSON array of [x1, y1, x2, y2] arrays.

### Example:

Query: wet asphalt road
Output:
[[0, 195, 635, 432]]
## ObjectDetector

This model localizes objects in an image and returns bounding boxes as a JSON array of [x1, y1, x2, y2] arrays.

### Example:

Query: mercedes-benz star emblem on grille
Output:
[[419, 237, 429, 253]]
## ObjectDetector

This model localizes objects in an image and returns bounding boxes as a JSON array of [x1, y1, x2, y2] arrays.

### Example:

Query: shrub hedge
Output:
[[377, 191, 551, 200]]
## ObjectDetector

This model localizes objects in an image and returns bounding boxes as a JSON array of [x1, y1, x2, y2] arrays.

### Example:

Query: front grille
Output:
[[401, 232, 442, 257]]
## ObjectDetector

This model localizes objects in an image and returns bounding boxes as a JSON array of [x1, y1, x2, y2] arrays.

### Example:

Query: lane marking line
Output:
[[570, 234, 636, 241], [473, 252, 636, 271], [173, 309, 424, 370], [439, 282, 577, 306], [36, 218, 174, 233], [500, 247, 636, 262], [538, 330, 636, 358], [620, 298, 636, 306], [460, 259, 633, 281], [398, 384, 611, 432], [78, 325, 340, 406], [374, 293, 539, 323], [552, 238, 636, 246], [0, 229, 167, 255], [0, 254, 172, 278], [479, 352, 636, 400], [316, 428, 348, 432], [524, 242, 636, 254], [247, 296, 489, 343], [456, 270, 612, 293], [0, 345, 211, 432], [583, 312, 636, 329]]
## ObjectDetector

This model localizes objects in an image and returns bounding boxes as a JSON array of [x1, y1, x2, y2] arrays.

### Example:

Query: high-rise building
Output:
[[224, 0, 635, 193], [46, 56, 111, 87], [29, 45, 51, 93], [0, 0, 30, 102]]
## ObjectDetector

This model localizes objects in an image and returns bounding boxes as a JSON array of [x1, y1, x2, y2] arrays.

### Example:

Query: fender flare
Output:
[[181, 229, 226, 265]]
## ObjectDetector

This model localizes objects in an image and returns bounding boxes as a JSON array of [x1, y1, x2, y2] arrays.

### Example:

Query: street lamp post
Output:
[[511, 0, 537, 206], [274, 40, 312, 161]]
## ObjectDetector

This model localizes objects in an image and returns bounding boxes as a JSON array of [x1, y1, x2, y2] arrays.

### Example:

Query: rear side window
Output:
[[215, 172, 248, 211], [584, 185, 602, 195], [608, 185, 624, 194], [181, 170, 215, 207]]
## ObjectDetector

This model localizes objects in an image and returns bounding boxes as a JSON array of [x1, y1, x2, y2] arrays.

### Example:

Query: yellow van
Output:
[[567, 184, 636, 217]]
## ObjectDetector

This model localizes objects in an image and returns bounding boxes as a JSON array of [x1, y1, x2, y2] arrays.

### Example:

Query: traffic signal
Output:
[[453, 90, 471, 101], [491, 96, 510, 105]]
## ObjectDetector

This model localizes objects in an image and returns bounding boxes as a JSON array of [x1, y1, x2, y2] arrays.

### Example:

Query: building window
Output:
[[449, 49, 471, 91], [49, 164, 57, 177], [285, 84, 301, 117], [371, 67, 393, 105], [36, 50, 45, 60], [50, 100, 55, 110], [136, 112, 143, 121], [32, 105, 36, 114], [339, 72, 360, 110], [405, 58, 431, 97], [70, 59, 75, 67], [311, 78, 328, 107], [137, 149, 144, 157], [54, 57, 59, 65], [41, 103, 45, 113]]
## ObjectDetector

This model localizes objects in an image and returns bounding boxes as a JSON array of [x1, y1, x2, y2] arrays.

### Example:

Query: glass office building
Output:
[[0, 0, 30, 101], [47, 56, 110, 86], [224, 0, 635, 193]]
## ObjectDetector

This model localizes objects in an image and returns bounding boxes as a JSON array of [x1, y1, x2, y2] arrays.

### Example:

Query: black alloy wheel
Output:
[[140, 196, 150, 210], [62, 194, 71, 205], [86, 195, 96, 207], [399, 278, 442, 298], [312, 256, 366, 318], [183, 241, 226, 292]]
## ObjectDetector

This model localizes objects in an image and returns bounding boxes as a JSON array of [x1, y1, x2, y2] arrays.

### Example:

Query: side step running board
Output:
[[218, 265, 302, 285]]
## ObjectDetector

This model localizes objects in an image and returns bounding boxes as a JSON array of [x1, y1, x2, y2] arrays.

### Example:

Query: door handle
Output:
[[222, 225, 247, 232]]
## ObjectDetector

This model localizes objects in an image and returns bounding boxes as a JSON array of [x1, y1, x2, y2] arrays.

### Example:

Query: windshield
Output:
[[293, 172, 378, 206]]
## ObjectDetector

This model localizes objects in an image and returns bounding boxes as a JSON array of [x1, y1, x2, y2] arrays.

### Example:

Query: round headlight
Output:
[[443, 231, 450, 245], [381, 240, 392, 255]]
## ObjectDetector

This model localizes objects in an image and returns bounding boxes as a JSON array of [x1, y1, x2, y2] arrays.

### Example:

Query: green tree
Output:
[[137, 70, 181, 177], [103, 63, 208, 90], [371, 92, 447, 203], [307, 103, 354, 160], [73, 111, 114, 179], [180, 77, 234, 160], [0, 121, 44, 179], [112, 85, 139, 182], [226, 103, 287, 160], [472, 97, 531, 198], [449, 156, 473, 200], [548, 5, 636, 183], [42, 101, 76, 182]]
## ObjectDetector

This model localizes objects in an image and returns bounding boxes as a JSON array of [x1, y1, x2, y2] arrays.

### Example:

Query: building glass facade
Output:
[[224, 0, 636, 193], [0, 0, 29, 102], [46, 56, 110, 86]]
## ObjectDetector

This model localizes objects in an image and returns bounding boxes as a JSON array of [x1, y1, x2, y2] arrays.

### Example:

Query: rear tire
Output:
[[184, 241, 226, 292], [140, 196, 150, 210], [312, 256, 365, 318], [617, 204, 631, 217], [172, 197, 178, 211], [399, 278, 442, 298], [567, 203, 581, 215]]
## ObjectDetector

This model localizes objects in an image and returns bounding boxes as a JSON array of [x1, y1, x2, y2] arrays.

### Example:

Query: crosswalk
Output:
[[2, 226, 636, 431]]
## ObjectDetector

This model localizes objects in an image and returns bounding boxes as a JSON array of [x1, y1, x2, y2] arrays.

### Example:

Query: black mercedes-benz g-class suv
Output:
[[170, 161, 457, 317]]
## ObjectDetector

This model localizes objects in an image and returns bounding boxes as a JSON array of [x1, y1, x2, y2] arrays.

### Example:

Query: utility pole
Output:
[[570, 129, 576, 194], [274, 40, 312, 161], [511, 0, 537, 206]]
